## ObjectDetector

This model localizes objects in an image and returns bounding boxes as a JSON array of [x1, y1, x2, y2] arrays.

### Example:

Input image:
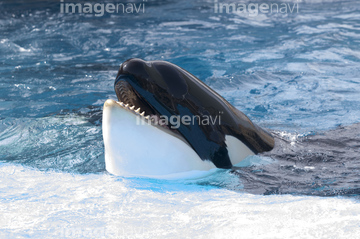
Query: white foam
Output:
[[1, 163, 359, 238]]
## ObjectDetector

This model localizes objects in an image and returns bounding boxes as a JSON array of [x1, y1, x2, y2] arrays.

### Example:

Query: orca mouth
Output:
[[114, 75, 182, 136]]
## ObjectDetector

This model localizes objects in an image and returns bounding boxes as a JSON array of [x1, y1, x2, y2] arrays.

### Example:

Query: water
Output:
[[1, 0, 360, 237]]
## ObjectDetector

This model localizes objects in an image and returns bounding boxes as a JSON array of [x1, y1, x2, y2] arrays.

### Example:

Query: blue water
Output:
[[1, 0, 360, 238]]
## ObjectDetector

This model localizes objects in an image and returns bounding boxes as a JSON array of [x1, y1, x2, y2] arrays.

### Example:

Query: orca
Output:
[[102, 58, 274, 178]]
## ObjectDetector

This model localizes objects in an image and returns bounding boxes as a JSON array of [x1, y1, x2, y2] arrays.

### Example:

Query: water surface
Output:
[[1, 0, 360, 237]]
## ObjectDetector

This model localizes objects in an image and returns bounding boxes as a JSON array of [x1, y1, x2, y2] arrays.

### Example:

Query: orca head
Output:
[[103, 58, 274, 178]]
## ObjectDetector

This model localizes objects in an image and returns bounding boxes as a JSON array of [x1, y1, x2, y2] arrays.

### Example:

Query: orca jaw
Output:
[[102, 99, 217, 178]]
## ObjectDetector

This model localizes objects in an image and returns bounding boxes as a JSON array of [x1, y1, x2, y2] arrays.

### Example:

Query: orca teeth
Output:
[[116, 101, 154, 121]]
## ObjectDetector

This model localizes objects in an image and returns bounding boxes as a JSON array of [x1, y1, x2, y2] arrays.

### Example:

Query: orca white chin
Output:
[[102, 99, 217, 178], [102, 99, 256, 179]]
